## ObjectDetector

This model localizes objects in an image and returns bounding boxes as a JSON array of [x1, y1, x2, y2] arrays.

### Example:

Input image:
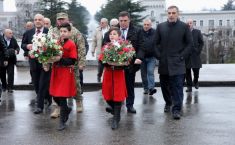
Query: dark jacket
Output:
[[3, 35, 20, 64], [21, 28, 49, 57], [21, 27, 49, 71], [185, 29, 204, 68], [138, 28, 156, 58], [0, 35, 8, 67], [155, 20, 193, 76]]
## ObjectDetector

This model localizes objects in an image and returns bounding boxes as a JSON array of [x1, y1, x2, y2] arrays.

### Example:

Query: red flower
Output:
[[98, 53, 104, 61], [123, 47, 130, 52]]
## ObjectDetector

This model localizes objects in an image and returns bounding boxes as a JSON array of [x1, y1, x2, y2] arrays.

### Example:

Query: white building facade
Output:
[[140, 0, 235, 33]]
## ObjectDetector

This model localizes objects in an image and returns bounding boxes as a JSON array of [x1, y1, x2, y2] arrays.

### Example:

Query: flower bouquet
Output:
[[99, 40, 136, 66], [29, 33, 63, 64]]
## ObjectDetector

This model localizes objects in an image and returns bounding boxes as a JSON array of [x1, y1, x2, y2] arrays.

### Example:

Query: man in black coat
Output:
[[21, 13, 50, 114], [185, 19, 204, 92], [155, 6, 192, 120], [0, 35, 8, 100], [0, 29, 20, 93], [139, 19, 157, 96]]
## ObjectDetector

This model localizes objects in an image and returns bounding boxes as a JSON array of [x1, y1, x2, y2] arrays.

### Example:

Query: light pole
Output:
[[203, 31, 214, 64]]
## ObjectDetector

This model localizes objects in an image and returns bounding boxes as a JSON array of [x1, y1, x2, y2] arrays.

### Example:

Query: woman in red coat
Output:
[[100, 27, 128, 130], [49, 23, 77, 131]]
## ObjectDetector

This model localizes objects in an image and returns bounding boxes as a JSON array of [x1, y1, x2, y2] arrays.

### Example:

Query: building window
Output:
[[193, 20, 196, 26], [227, 20, 230, 26], [156, 21, 159, 28], [209, 20, 214, 27], [200, 20, 203, 26], [151, 11, 154, 17], [25, 10, 30, 17], [219, 20, 222, 26], [8, 21, 12, 28]]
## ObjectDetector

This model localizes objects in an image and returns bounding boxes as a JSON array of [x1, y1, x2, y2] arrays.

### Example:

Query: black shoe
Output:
[[97, 77, 101, 83], [8, 89, 13, 93], [164, 105, 171, 113], [2, 88, 6, 92], [186, 87, 192, 92], [111, 118, 118, 130], [143, 89, 148, 94], [106, 107, 114, 115], [127, 107, 136, 114], [63, 107, 72, 123], [34, 108, 43, 114], [149, 88, 157, 96], [195, 82, 199, 89], [172, 111, 181, 120]]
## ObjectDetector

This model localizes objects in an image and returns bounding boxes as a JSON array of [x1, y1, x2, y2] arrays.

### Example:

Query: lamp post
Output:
[[203, 31, 214, 64]]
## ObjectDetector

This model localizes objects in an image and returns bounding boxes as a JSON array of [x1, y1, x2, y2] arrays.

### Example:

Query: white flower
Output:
[[113, 41, 121, 48]]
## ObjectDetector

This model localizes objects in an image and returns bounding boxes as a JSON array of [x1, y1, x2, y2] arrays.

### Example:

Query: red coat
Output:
[[49, 40, 77, 97], [102, 67, 127, 102]]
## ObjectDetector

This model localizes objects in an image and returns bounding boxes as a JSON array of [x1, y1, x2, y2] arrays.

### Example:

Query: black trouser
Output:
[[97, 60, 104, 79], [0, 61, 15, 90], [79, 69, 83, 88], [54, 97, 68, 108], [37, 70, 51, 110], [185, 68, 200, 88], [30, 59, 41, 95], [125, 68, 136, 109], [106, 100, 122, 109]]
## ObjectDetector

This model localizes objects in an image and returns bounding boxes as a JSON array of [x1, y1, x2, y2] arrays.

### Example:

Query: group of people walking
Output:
[[0, 5, 204, 131]]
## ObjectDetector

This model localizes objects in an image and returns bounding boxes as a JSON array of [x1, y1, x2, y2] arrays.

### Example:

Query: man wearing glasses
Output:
[[155, 6, 192, 119]]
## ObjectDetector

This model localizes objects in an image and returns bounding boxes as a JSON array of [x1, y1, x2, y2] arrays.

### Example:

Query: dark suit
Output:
[[155, 20, 192, 113], [124, 25, 144, 109], [0, 35, 20, 90], [21, 27, 51, 110], [185, 29, 204, 87]]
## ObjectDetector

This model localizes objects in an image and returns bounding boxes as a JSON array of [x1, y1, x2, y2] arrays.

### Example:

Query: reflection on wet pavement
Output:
[[0, 88, 235, 145]]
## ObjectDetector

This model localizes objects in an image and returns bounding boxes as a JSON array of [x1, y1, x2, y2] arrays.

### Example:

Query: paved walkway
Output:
[[15, 64, 235, 85], [0, 87, 235, 145]]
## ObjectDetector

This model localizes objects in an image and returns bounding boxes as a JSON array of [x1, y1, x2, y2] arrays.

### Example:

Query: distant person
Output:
[[185, 19, 204, 92], [91, 18, 110, 82], [44, 17, 53, 30], [25, 21, 34, 30], [155, 6, 192, 120], [23, 21, 34, 85], [102, 18, 119, 45], [139, 19, 157, 96], [0, 29, 20, 93]]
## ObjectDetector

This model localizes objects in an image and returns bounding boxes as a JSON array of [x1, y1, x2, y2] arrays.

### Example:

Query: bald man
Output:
[[0, 29, 20, 93], [21, 13, 50, 114], [185, 19, 204, 92], [25, 21, 34, 30], [44, 17, 52, 29]]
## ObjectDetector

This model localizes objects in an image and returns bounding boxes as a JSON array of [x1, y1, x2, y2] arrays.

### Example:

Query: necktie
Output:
[[36, 29, 41, 35], [121, 28, 126, 40]]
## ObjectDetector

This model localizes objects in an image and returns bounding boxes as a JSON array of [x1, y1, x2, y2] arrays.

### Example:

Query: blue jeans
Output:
[[140, 57, 156, 90], [160, 74, 184, 112]]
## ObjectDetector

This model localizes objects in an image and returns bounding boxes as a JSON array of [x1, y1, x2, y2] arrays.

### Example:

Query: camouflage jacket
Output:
[[49, 26, 86, 67]]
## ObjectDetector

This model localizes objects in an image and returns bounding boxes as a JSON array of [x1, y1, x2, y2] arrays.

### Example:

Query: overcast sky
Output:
[[4, 0, 229, 14]]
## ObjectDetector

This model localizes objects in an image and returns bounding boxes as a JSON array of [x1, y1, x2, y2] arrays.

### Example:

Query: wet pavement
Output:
[[1, 87, 235, 145]]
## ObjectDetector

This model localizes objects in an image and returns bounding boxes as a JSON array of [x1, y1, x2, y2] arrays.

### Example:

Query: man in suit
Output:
[[0, 29, 20, 93], [21, 14, 50, 114], [185, 19, 204, 92], [119, 11, 143, 114], [155, 6, 192, 120]]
